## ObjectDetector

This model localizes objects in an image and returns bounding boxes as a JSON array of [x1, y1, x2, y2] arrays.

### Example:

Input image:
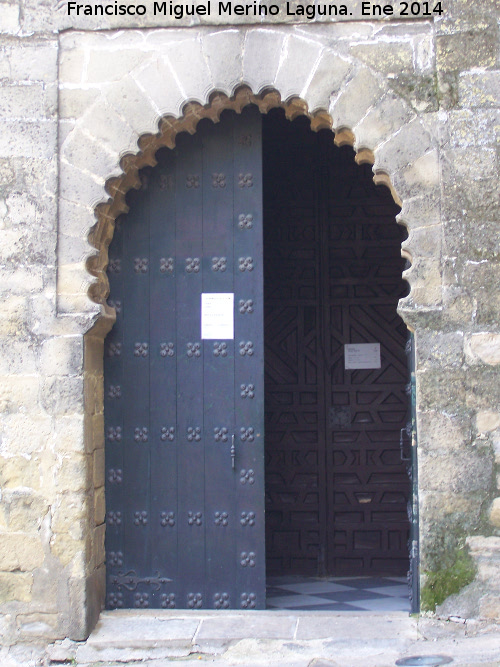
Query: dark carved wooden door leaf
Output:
[[263, 111, 410, 577], [105, 106, 265, 610]]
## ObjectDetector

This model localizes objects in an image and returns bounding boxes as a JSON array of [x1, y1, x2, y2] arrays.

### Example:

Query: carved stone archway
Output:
[[57, 26, 440, 631]]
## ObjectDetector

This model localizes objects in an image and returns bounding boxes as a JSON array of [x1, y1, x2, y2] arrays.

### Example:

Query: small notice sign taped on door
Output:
[[344, 343, 381, 369], [201, 293, 234, 339]]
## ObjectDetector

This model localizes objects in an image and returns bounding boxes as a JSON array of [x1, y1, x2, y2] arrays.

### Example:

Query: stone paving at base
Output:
[[28, 612, 499, 667]]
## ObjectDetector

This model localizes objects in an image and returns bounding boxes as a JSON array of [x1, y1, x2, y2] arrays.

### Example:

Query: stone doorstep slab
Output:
[[86, 614, 200, 647], [84, 610, 416, 647], [295, 614, 417, 641]]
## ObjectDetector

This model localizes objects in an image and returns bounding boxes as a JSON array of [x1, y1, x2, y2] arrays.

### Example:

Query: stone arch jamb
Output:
[[57, 27, 441, 635]]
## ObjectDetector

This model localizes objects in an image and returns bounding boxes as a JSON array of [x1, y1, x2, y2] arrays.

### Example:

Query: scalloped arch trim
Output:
[[57, 27, 440, 326]]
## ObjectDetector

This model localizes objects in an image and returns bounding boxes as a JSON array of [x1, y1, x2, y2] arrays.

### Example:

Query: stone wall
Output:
[[0, 0, 499, 643]]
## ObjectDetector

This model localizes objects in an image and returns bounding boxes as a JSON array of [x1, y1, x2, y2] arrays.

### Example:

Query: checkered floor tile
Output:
[[266, 576, 410, 611]]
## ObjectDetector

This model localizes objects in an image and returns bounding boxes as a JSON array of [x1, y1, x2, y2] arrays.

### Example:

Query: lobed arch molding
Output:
[[57, 31, 441, 332], [88, 86, 408, 328]]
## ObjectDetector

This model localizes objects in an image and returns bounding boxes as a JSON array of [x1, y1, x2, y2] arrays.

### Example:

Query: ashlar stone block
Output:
[[85, 49, 151, 85], [437, 30, 497, 72], [404, 258, 442, 307], [0, 455, 41, 490], [53, 454, 90, 494], [403, 224, 442, 263], [274, 34, 322, 102], [350, 39, 414, 76], [374, 117, 434, 176], [3, 42, 57, 84], [78, 101, 140, 163], [50, 533, 84, 569], [59, 88, 100, 122], [416, 330, 464, 371], [475, 411, 500, 434], [489, 498, 500, 528], [1, 413, 52, 456], [0, 490, 48, 533], [93, 447, 105, 488], [0, 120, 57, 160], [41, 376, 84, 417], [242, 29, 285, 92], [40, 336, 83, 377], [0, 534, 44, 572], [51, 494, 87, 535], [354, 91, 414, 151], [94, 486, 105, 526], [164, 37, 213, 106], [202, 29, 245, 94], [0, 295, 28, 336], [401, 149, 440, 191], [103, 74, 159, 140], [329, 67, 386, 131], [0, 83, 56, 120], [303, 52, 351, 117], [54, 416, 85, 454], [59, 162, 106, 210], [0, 2, 20, 34], [132, 56, 186, 119], [446, 109, 500, 149], [61, 128, 121, 183], [459, 71, 500, 109], [92, 524, 106, 570], [465, 333, 500, 366], [398, 194, 440, 231], [418, 447, 493, 494], [0, 338, 37, 374], [0, 572, 33, 604]]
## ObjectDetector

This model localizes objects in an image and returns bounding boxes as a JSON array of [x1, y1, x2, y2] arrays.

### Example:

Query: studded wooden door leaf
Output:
[[264, 111, 410, 576], [105, 106, 265, 610]]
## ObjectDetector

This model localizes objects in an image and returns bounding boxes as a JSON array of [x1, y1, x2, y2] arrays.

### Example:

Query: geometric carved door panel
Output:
[[105, 106, 265, 609], [264, 110, 410, 576]]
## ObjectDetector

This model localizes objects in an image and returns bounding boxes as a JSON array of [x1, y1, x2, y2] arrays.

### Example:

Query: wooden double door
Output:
[[104, 105, 411, 610]]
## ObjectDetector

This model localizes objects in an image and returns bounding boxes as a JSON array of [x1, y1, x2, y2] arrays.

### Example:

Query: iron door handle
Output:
[[231, 434, 236, 470]]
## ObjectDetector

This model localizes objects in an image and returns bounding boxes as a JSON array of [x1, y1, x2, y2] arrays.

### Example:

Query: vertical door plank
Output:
[[233, 107, 265, 608], [104, 215, 125, 608], [149, 151, 178, 607], [200, 116, 237, 609], [121, 186, 151, 607], [175, 132, 206, 608]]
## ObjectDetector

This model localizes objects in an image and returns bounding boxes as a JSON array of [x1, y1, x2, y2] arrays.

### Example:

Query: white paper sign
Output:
[[344, 343, 381, 370], [201, 293, 234, 340]]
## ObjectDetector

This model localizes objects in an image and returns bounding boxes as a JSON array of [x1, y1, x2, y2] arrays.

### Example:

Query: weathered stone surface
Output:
[[351, 40, 414, 76], [0, 573, 33, 604], [476, 412, 500, 435], [0, 1, 498, 645], [330, 67, 386, 130], [465, 334, 500, 366], [459, 71, 500, 108], [302, 49, 351, 113], [202, 29, 245, 93], [489, 498, 500, 528], [243, 29, 285, 91], [132, 56, 186, 118], [0, 534, 44, 572], [274, 35, 322, 101], [354, 92, 414, 150]]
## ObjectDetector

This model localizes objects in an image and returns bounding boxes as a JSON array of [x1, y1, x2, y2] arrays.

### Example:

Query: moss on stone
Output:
[[421, 546, 476, 611]]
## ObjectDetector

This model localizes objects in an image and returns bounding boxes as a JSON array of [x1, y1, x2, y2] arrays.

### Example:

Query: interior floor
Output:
[[266, 575, 410, 612]]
